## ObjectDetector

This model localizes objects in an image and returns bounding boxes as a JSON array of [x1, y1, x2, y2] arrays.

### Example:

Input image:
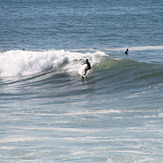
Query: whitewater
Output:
[[0, 50, 106, 77]]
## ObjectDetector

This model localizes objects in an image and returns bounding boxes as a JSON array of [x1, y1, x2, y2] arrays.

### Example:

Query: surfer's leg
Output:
[[84, 68, 88, 76]]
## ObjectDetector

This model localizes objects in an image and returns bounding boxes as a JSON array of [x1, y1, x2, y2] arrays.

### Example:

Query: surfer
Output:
[[125, 48, 129, 55], [83, 59, 91, 76]]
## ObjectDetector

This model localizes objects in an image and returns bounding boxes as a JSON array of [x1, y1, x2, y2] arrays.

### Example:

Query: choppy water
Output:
[[0, 0, 163, 162]]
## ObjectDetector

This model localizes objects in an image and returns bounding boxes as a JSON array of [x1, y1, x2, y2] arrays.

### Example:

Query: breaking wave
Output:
[[0, 49, 162, 91], [0, 50, 106, 77]]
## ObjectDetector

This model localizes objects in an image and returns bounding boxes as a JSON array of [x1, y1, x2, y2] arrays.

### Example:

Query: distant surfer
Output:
[[83, 59, 91, 76], [125, 48, 129, 55]]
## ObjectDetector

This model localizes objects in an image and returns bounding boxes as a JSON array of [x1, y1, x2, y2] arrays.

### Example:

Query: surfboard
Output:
[[81, 72, 88, 78]]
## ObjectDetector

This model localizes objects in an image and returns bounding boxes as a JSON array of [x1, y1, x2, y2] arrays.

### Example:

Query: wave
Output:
[[0, 49, 162, 90]]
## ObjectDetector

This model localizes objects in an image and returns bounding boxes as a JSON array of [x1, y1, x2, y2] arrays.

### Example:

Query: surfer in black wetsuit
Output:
[[83, 59, 91, 76], [125, 48, 129, 55]]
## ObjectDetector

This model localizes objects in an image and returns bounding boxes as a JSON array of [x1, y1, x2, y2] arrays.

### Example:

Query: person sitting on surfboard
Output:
[[83, 59, 91, 76]]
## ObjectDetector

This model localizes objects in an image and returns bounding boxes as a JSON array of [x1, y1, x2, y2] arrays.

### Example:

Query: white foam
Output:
[[158, 113, 163, 117], [0, 50, 107, 77], [13, 126, 100, 133], [126, 91, 147, 98], [0, 135, 38, 143], [13, 109, 121, 117], [63, 109, 121, 116]]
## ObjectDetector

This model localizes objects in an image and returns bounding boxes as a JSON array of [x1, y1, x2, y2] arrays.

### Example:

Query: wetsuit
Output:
[[85, 60, 91, 70]]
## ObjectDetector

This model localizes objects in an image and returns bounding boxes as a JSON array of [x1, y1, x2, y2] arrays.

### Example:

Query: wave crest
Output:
[[0, 50, 106, 77]]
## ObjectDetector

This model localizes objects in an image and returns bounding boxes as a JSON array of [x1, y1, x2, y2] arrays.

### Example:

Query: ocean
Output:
[[0, 0, 163, 162]]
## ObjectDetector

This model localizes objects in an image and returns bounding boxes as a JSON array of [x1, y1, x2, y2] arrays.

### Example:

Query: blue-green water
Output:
[[0, 0, 163, 162]]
